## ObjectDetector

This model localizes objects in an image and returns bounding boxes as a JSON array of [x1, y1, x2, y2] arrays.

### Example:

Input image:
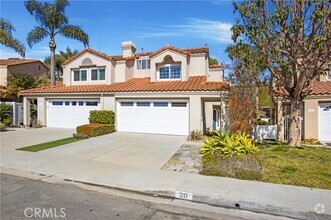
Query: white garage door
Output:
[[319, 103, 331, 141], [47, 100, 100, 128], [117, 100, 189, 135]]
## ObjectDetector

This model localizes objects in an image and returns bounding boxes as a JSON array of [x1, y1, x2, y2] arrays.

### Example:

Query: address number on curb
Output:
[[175, 191, 193, 200]]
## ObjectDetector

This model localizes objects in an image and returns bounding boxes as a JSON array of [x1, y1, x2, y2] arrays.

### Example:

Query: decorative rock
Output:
[[185, 160, 195, 167]]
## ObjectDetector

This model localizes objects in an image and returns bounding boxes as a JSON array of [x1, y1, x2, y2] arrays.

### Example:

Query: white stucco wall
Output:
[[114, 61, 126, 82], [37, 97, 46, 126], [62, 52, 114, 86], [188, 54, 207, 77], [207, 69, 224, 81], [0, 66, 8, 86]]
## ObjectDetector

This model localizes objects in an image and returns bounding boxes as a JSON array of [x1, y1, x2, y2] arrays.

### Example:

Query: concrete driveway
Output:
[[1, 129, 186, 170], [39, 132, 186, 169], [1, 127, 75, 151]]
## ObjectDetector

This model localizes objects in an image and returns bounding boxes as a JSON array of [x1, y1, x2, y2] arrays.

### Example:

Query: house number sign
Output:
[[175, 191, 193, 200]]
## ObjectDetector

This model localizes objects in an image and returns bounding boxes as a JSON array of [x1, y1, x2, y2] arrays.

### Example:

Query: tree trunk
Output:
[[49, 38, 56, 86], [288, 99, 302, 147]]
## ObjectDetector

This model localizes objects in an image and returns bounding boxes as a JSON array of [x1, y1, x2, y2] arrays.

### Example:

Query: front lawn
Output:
[[201, 145, 331, 189], [16, 137, 82, 152]]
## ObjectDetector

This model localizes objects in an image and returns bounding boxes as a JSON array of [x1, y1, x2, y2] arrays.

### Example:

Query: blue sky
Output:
[[0, 0, 237, 64]]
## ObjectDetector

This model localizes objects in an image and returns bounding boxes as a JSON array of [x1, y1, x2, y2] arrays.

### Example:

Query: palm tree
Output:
[[0, 18, 26, 57], [25, 0, 89, 85], [44, 46, 78, 79]]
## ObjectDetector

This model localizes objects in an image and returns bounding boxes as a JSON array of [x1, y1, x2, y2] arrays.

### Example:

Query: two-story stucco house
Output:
[[271, 65, 331, 142], [0, 58, 48, 87], [21, 41, 229, 135]]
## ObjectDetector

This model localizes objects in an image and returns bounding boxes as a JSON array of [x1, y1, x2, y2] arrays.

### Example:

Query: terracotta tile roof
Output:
[[273, 81, 331, 97], [0, 58, 46, 67], [310, 81, 331, 95], [21, 76, 229, 95], [209, 64, 224, 69], [148, 45, 190, 58], [62, 48, 113, 65], [62, 46, 209, 65]]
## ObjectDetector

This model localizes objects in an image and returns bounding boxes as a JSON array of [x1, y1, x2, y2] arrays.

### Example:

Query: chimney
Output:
[[121, 41, 136, 58]]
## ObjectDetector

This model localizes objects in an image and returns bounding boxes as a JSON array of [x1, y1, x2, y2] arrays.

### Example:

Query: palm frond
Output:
[[55, 0, 69, 14], [0, 20, 25, 57], [25, 0, 48, 28], [0, 18, 15, 33], [27, 26, 48, 48], [59, 25, 89, 47]]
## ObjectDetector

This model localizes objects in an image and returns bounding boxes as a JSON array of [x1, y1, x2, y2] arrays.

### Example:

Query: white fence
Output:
[[0, 101, 23, 126], [253, 125, 277, 141]]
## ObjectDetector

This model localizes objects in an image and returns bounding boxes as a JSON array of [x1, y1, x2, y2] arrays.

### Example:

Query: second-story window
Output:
[[159, 65, 181, 79], [91, 68, 105, 81], [137, 59, 151, 70], [73, 69, 87, 81]]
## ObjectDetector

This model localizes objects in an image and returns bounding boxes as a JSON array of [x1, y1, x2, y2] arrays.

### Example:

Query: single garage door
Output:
[[117, 100, 189, 135], [47, 100, 100, 128], [319, 103, 331, 141]]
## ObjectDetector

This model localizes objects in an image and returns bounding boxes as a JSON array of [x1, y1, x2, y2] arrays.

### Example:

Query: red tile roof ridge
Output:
[[21, 76, 229, 94]]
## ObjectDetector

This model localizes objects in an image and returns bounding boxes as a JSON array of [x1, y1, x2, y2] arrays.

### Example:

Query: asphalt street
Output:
[[0, 174, 227, 220]]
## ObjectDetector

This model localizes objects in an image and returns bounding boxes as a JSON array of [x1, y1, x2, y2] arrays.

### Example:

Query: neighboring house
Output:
[[21, 41, 229, 135], [271, 65, 331, 142], [0, 58, 49, 87]]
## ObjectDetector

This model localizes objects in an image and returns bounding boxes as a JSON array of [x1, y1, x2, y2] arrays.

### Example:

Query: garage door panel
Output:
[[47, 100, 100, 128], [117, 100, 189, 135], [319, 103, 331, 141]]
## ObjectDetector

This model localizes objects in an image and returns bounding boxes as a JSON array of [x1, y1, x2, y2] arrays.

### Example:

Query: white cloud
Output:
[[137, 18, 233, 44], [0, 50, 22, 59]]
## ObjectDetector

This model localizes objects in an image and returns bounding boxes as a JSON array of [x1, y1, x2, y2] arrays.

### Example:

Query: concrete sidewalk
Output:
[[1, 132, 330, 219]]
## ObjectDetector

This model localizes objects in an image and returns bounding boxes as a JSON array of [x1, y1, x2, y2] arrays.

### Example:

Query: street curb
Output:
[[1, 168, 329, 220]]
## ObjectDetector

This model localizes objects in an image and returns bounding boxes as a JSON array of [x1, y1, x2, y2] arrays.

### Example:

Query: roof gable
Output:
[[0, 58, 48, 69]]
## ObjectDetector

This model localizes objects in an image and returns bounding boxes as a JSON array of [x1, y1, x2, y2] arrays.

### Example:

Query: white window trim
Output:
[[72, 67, 106, 83], [73, 69, 88, 82], [157, 64, 181, 81], [137, 59, 151, 70], [90, 68, 106, 81]]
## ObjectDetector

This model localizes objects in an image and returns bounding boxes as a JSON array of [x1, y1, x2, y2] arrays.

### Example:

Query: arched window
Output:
[[81, 58, 93, 66]]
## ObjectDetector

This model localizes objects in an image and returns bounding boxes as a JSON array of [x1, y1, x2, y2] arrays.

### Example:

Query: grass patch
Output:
[[201, 145, 331, 189], [16, 137, 82, 152]]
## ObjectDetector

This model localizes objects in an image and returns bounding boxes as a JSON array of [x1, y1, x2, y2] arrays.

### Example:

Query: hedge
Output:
[[0, 103, 13, 123], [89, 110, 115, 124], [76, 123, 115, 137]]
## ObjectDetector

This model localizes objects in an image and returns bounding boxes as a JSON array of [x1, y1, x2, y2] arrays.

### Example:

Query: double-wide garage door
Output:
[[319, 103, 331, 141], [47, 100, 100, 128], [117, 100, 189, 135]]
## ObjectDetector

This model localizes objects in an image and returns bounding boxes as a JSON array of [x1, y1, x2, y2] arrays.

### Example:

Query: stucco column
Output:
[[277, 99, 284, 141], [37, 97, 46, 126], [23, 97, 30, 127], [189, 96, 202, 131]]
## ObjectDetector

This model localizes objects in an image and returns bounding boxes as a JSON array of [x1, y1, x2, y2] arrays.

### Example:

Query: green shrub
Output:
[[32, 120, 42, 128], [77, 123, 115, 137], [201, 130, 259, 159], [188, 130, 204, 141], [3, 118, 12, 126], [0, 123, 6, 132], [0, 103, 13, 123], [89, 110, 115, 124]]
